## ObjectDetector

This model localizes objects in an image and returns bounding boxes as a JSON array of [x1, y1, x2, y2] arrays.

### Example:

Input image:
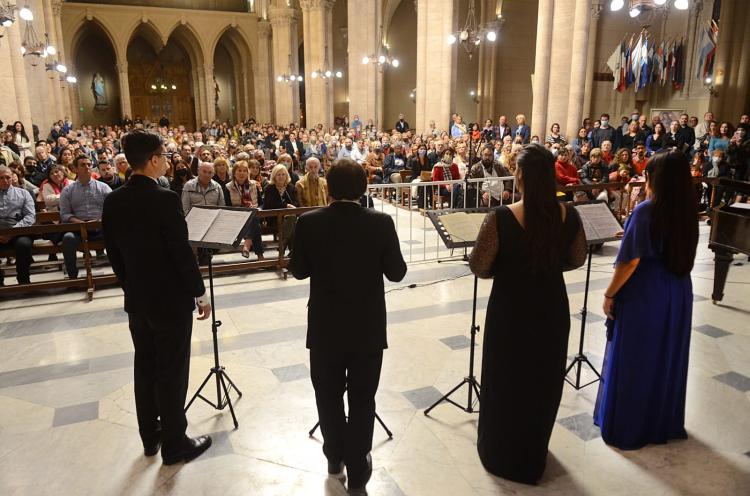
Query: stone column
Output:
[[269, 5, 301, 125], [347, 0, 382, 128], [582, 1, 602, 120], [7, 22, 34, 135], [204, 65, 217, 123], [42, 0, 64, 121], [710, 0, 734, 119], [684, 0, 704, 97], [300, 0, 335, 129], [192, 69, 204, 125], [196, 66, 209, 126], [68, 63, 83, 125], [531, 0, 554, 138], [477, 17, 500, 123], [51, 0, 71, 119], [565, 0, 592, 138], [116, 61, 132, 119], [730, 8, 750, 115], [545, 0, 576, 135], [415, 0, 457, 134], [254, 20, 274, 123]]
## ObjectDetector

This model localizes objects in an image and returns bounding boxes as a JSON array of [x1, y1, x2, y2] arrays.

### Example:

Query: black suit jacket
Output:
[[102, 174, 205, 317], [290, 202, 407, 352]]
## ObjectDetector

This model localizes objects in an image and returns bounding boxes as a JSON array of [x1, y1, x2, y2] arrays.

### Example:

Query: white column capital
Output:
[[268, 6, 299, 26]]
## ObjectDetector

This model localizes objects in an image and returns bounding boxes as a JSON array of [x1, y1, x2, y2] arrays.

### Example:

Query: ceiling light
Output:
[[391, 59, 399, 68], [674, 0, 688, 9], [378, 55, 386, 64], [361, 56, 369, 64], [56, 63, 67, 73], [654, 0, 667, 5], [19, 6, 33, 21], [311, 71, 318, 78], [610, 0, 624, 11], [66, 76, 77, 84], [447, 34, 456, 44], [335, 71, 342, 78], [46, 45, 56, 56], [324, 70, 332, 78], [486, 31, 496, 42]]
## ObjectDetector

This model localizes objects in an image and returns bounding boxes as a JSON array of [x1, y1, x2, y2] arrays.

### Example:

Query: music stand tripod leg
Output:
[[565, 245, 602, 390], [424, 275, 482, 416], [308, 387, 392, 438]]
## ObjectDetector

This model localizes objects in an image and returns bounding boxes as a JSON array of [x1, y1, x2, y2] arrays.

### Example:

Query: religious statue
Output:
[[91, 73, 107, 108], [213, 75, 220, 112]]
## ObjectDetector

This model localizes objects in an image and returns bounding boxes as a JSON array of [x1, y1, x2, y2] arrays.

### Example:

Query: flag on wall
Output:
[[696, 20, 719, 80]]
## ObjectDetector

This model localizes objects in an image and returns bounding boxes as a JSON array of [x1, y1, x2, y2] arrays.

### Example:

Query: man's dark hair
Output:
[[600, 113, 610, 119], [121, 129, 163, 169], [73, 155, 91, 168], [327, 158, 367, 201]]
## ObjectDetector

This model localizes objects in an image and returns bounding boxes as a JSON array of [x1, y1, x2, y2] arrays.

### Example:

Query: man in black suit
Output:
[[102, 130, 212, 465], [290, 158, 407, 494]]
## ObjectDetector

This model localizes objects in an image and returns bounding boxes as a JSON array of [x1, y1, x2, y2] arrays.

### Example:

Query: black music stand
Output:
[[423, 208, 490, 416], [184, 206, 256, 428], [308, 394, 393, 439], [565, 201, 622, 390]]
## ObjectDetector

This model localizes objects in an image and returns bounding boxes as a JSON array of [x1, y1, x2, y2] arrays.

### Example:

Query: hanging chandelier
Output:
[[447, 0, 498, 59], [609, 0, 689, 18], [311, 42, 343, 80], [276, 54, 302, 84], [362, 43, 399, 68]]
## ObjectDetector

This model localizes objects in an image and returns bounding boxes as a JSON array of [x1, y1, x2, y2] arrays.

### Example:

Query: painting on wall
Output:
[[650, 108, 685, 128]]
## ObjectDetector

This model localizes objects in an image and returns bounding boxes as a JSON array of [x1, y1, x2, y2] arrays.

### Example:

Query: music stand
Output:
[[184, 206, 256, 428], [423, 208, 490, 416], [565, 201, 622, 390]]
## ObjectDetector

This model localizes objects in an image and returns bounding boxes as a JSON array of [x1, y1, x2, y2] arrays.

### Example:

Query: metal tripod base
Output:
[[564, 354, 601, 390], [308, 412, 393, 439], [185, 365, 243, 428], [423, 376, 481, 415]]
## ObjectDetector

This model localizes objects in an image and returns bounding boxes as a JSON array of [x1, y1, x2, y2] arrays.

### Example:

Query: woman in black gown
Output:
[[469, 144, 587, 484]]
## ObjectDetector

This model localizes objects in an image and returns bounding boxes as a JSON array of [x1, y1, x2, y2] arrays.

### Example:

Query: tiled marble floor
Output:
[[1, 204, 749, 495]]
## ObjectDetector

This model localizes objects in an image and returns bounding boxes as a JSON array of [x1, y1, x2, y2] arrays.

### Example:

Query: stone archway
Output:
[[212, 27, 255, 123]]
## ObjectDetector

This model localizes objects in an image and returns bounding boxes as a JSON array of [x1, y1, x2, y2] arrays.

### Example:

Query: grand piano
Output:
[[708, 178, 750, 304]]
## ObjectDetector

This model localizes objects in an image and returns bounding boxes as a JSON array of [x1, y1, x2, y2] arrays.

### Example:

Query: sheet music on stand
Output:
[[185, 206, 256, 250], [574, 202, 622, 245], [427, 208, 492, 249]]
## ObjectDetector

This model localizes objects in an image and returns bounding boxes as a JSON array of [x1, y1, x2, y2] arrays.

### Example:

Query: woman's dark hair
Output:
[[13, 121, 29, 142], [550, 123, 560, 132], [121, 129, 164, 169], [718, 121, 734, 138], [653, 122, 666, 135], [645, 150, 698, 276], [328, 158, 367, 200], [440, 147, 455, 159], [516, 144, 563, 274]]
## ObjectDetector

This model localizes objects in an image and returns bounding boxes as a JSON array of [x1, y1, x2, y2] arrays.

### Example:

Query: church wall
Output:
[[75, 32, 121, 126], [383, 0, 417, 130], [589, 3, 715, 126], [454, 0, 481, 128]]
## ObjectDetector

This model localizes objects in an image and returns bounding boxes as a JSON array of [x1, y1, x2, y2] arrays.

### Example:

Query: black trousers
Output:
[[128, 311, 193, 453], [310, 348, 383, 486], [0, 236, 33, 285]]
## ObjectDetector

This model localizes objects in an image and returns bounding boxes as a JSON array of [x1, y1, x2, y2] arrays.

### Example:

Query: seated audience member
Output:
[[296, 157, 328, 208], [97, 160, 123, 190], [181, 161, 225, 215], [631, 142, 649, 175], [545, 123, 567, 146], [580, 148, 609, 201], [226, 160, 264, 260], [40, 165, 70, 211], [59, 156, 112, 279], [263, 164, 298, 252], [664, 121, 686, 150], [34, 145, 54, 177], [708, 122, 733, 156], [554, 146, 580, 201], [600, 140, 614, 165], [248, 158, 267, 206], [114, 153, 131, 181], [277, 153, 300, 186], [620, 121, 645, 153], [469, 145, 515, 206], [432, 147, 462, 207], [383, 142, 408, 185], [571, 127, 588, 155], [170, 155, 192, 197], [212, 156, 232, 204], [9, 162, 39, 197], [0, 165, 35, 286]]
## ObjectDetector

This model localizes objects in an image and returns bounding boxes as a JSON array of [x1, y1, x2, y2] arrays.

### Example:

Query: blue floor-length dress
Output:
[[594, 200, 693, 450]]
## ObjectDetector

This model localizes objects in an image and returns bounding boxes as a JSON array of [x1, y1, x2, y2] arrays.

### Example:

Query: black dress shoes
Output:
[[347, 453, 372, 494], [143, 440, 161, 457], [162, 435, 212, 465]]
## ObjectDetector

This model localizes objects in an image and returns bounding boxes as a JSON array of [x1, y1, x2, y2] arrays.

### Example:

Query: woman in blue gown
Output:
[[594, 149, 698, 450]]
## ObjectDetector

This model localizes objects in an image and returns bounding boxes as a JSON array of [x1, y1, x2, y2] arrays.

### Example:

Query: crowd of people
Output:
[[1, 108, 749, 286]]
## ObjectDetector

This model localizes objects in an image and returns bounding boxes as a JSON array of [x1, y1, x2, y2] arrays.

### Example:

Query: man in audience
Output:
[[181, 161, 225, 215], [364, 143, 385, 183], [395, 113, 410, 133], [678, 113, 696, 153], [98, 160, 123, 190], [296, 157, 328, 207], [591, 113, 619, 150], [102, 129, 212, 466], [383, 142, 408, 185], [59, 155, 112, 280], [495, 115, 512, 142], [290, 158, 406, 495], [0, 165, 35, 286], [695, 111, 714, 138], [469, 146, 514, 206], [338, 138, 354, 160]]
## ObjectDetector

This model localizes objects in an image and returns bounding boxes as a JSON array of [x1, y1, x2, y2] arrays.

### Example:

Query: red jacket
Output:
[[555, 160, 580, 187]]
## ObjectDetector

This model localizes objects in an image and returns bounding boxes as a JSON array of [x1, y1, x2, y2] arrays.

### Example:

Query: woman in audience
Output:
[[545, 123, 567, 146], [39, 165, 69, 211], [571, 127, 588, 155], [226, 160, 264, 260], [431, 147, 461, 207], [696, 120, 717, 154], [645, 122, 666, 155], [451, 115, 467, 138], [621, 121, 644, 153], [9, 162, 38, 197], [664, 120, 685, 150], [248, 158, 268, 206], [470, 122, 482, 142], [212, 156, 232, 204], [469, 144, 586, 484], [708, 122, 733, 155], [59, 148, 77, 180], [170, 155, 193, 197], [263, 164, 298, 252], [12, 121, 32, 158], [580, 148, 609, 200], [595, 149, 698, 450]]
